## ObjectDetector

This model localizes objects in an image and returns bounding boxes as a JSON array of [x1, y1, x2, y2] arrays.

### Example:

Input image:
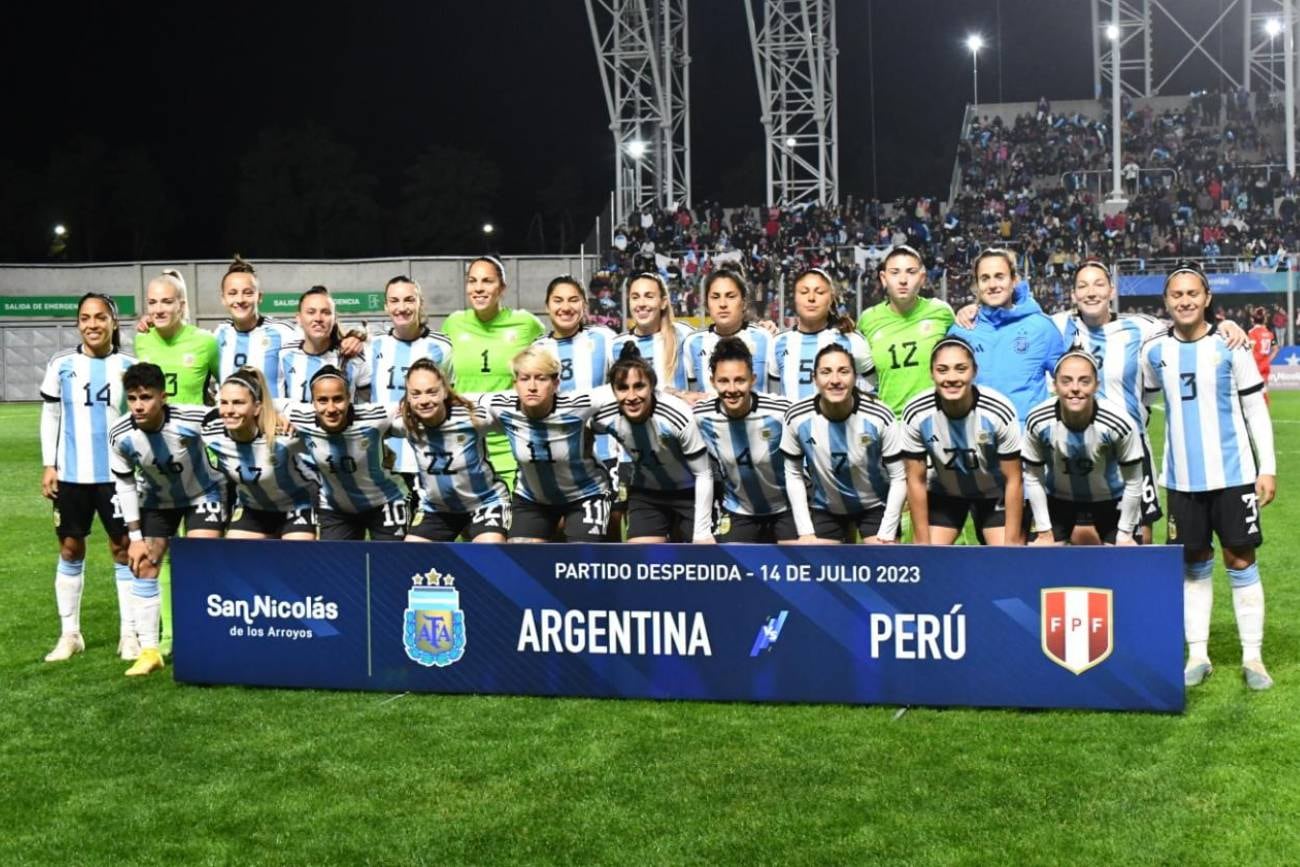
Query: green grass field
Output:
[[2, 399, 1298, 865]]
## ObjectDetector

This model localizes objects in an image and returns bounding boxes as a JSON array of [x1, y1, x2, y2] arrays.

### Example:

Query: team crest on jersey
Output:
[[760, 429, 772, 440], [919, 320, 934, 334], [1041, 587, 1113, 675], [1013, 333, 1029, 354], [261, 335, 271, 348], [403, 568, 466, 668], [183, 353, 196, 367], [179, 436, 193, 447], [976, 431, 991, 445], [859, 432, 874, 446]]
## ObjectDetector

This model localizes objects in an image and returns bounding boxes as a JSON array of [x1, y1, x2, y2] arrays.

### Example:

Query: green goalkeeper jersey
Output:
[[857, 296, 955, 415], [442, 306, 546, 479], [134, 324, 220, 405]]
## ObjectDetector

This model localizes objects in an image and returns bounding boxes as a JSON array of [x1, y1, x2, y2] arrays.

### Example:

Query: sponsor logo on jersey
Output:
[[1041, 587, 1113, 675], [403, 568, 466, 668]]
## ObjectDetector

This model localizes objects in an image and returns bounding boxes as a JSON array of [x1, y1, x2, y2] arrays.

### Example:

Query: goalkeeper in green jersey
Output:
[[856, 245, 955, 416], [442, 256, 545, 489]]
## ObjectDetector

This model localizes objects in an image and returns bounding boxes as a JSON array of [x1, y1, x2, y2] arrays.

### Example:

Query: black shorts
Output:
[[1166, 484, 1263, 551], [716, 510, 799, 543], [928, 491, 1006, 531], [1138, 437, 1163, 526], [607, 459, 631, 507], [318, 500, 407, 541], [626, 488, 696, 541], [407, 501, 511, 542], [53, 482, 126, 540], [511, 494, 610, 541], [228, 504, 317, 537], [1049, 497, 1122, 543], [141, 500, 228, 538], [809, 507, 885, 543]]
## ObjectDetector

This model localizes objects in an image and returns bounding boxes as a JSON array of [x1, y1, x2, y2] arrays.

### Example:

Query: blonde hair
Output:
[[628, 272, 681, 385], [221, 367, 277, 449], [149, 268, 191, 324], [510, 345, 561, 378]]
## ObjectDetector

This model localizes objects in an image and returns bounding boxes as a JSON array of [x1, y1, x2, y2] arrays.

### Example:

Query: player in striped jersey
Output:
[[682, 267, 774, 391], [110, 363, 227, 676], [611, 272, 693, 394], [478, 346, 616, 542], [280, 286, 371, 403], [780, 344, 906, 543], [395, 360, 510, 542], [1140, 264, 1278, 690], [592, 345, 714, 543], [213, 256, 299, 395], [1022, 352, 1145, 545], [287, 367, 408, 541], [40, 293, 139, 664], [369, 275, 454, 502], [201, 368, 317, 540], [767, 267, 875, 401], [693, 338, 797, 543], [900, 338, 1026, 545]]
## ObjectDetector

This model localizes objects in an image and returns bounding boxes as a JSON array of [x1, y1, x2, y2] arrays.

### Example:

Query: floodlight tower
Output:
[[1091, 0, 1151, 98], [744, 0, 840, 208]]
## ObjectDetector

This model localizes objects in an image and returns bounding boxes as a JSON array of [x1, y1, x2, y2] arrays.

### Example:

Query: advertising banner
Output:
[[1119, 272, 1287, 296]]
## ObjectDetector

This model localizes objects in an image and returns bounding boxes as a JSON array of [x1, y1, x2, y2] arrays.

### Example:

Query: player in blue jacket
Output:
[[947, 249, 1064, 423]]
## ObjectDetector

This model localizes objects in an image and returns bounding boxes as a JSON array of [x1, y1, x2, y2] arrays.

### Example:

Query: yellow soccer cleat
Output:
[[125, 648, 165, 677], [44, 632, 86, 662]]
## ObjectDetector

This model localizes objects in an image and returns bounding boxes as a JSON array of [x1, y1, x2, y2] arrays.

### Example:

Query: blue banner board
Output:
[[171, 540, 1185, 713], [1119, 271, 1287, 296]]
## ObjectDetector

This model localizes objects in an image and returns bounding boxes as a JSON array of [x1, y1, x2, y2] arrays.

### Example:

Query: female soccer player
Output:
[[40, 293, 138, 663], [396, 360, 510, 543], [682, 267, 774, 389], [1022, 352, 1145, 545], [767, 267, 874, 400], [1141, 264, 1277, 690], [442, 256, 546, 488], [591, 345, 714, 543], [110, 363, 228, 676], [212, 256, 299, 394], [611, 272, 693, 393], [857, 245, 956, 415], [478, 346, 614, 542], [201, 368, 317, 540], [286, 367, 408, 541], [946, 249, 1063, 423], [281, 286, 371, 403], [134, 269, 220, 403], [694, 338, 796, 542], [780, 344, 905, 543], [900, 338, 1026, 546]]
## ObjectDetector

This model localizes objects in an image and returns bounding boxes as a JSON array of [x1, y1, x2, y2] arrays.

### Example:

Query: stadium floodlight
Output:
[[1105, 24, 1119, 41], [784, 136, 797, 149], [626, 140, 647, 160], [482, 223, 494, 236], [1266, 18, 1283, 38], [965, 34, 983, 53], [53, 224, 67, 237], [965, 35, 983, 112]]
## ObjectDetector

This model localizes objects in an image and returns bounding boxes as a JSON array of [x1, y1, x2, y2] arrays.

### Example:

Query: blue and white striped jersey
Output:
[[535, 325, 619, 462], [766, 327, 875, 400], [1141, 330, 1266, 492], [611, 321, 694, 391], [286, 403, 405, 513], [900, 386, 1022, 499], [109, 405, 226, 509], [214, 317, 299, 396], [694, 392, 791, 516], [682, 324, 773, 390], [390, 403, 510, 513], [780, 394, 902, 514], [1052, 311, 1163, 425], [200, 418, 315, 512], [591, 392, 708, 492], [40, 347, 136, 484], [280, 343, 371, 403], [479, 389, 615, 505], [1022, 395, 1143, 502], [370, 327, 455, 473]]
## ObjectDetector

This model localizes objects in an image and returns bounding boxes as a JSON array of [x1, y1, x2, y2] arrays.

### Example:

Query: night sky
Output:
[[1, 1, 1244, 260]]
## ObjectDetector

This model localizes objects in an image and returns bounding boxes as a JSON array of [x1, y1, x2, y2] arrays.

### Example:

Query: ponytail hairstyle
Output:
[[221, 254, 260, 293], [223, 366, 277, 448], [702, 264, 753, 326], [401, 358, 476, 441], [385, 274, 426, 331], [628, 271, 680, 385], [77, 292, 122, 353], [708, 335, 754, 375], [610, 340, 658, 390], [150, 268, 191, 324], [793, 266, 855, 333], [298, 285, 343, 350]]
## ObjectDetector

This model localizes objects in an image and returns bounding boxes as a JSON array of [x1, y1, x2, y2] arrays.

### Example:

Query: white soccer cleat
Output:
[[118, 632, 141, 661], [44, 632, 86, 663], [1184, 658, 1213, 687], [1242, 660, 1274, 691]]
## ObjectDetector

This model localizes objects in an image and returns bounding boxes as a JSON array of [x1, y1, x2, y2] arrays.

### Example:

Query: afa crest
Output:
[[403, 568, 466, 667]]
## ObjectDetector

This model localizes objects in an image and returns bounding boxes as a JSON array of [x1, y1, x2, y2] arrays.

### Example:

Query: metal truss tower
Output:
[[1244, 0, 1292, 95], [586, 0, 691, 228], [1092, 0, 1152, 98], [744, 0, 839, 208]]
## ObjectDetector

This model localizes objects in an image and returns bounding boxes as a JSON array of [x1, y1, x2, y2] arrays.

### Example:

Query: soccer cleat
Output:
[[118, 633, 141, 661], [125, 648, 165, 677], [44, 632, 86, 662], [1242, 661, 1274, 691], [1184, 658, 1213, 687]]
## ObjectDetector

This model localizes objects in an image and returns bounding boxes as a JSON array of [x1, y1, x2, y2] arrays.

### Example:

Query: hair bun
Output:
[[617, 341, 644, 362]]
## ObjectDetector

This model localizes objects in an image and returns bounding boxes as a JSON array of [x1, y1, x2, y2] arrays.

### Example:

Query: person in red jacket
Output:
[[1248, 307, 1280, 404]]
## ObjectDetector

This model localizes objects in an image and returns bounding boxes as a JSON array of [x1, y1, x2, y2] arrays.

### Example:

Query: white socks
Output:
[[115, 562, 134, 636], [1183, 560, 1213, 660], [55, 558, 85, 635], [132, 579, 161, 650]]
